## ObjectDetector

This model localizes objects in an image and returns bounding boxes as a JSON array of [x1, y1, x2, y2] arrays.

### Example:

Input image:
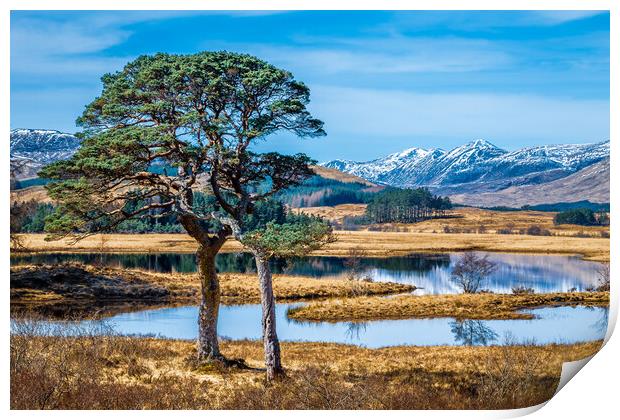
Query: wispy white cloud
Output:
[[310, 85, 609, 146], [206, 36, 514, 75], [531, 11, 605, 25]]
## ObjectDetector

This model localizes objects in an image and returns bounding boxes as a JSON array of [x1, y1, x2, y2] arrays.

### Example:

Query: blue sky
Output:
[[10, 10, 610, 161]]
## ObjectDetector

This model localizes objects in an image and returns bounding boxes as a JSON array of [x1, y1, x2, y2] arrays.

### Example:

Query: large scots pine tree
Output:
[[41, 52, 329, 370]]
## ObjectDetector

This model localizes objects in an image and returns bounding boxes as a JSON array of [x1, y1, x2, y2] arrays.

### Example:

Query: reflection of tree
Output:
[[590, 306, 609, 334], [450, 320, 498, 345], [344, 322, 368, 341], [12, 252, 453, 277]]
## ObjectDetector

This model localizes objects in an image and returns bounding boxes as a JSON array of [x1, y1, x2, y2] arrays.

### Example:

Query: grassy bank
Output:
[[295, 205, 610, 236], [287, 292, 610, 322], [10, 324, 603, 409], [10, 263, 414, 314], [14, 230, 610, 261]]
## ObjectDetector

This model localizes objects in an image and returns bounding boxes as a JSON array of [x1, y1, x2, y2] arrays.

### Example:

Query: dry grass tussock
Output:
[[10, 316, 603, 409], [287, 292, 610, 322]]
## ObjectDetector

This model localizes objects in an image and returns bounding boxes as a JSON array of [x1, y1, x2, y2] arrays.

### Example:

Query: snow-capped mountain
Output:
[[322, 139, 610, 194], [10, 129, 81, 180], [451, 158, 610, 207], [326, 147, 433, 182]]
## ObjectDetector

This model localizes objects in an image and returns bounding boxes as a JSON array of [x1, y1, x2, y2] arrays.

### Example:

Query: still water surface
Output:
[[12, 252, 604, 295], [48, 304, 607, 347]]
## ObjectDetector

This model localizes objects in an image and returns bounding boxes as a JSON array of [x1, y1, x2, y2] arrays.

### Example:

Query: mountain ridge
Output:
[[10, 128, 81, 180], [322, 138, 610, 196]]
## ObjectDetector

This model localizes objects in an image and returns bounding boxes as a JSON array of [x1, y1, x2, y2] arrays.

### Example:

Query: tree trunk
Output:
[[196, 245, 222, 361], [255, 253, 284, 380]]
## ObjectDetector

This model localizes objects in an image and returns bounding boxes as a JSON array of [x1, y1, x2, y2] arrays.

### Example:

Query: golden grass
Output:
[[15, 228, 610, 262], [10, 329, 604, 409], [10, 186, 53, 204], [291, 203, 367, 223], [10, 263, 414, 308], [287, 292, 610, 322], [324, 230, 610, 262], [296, 205, 609, 236]]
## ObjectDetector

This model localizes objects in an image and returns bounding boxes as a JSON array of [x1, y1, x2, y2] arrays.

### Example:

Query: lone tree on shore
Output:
[[40, 51, 327, 366], [451, 252, 497, 293]]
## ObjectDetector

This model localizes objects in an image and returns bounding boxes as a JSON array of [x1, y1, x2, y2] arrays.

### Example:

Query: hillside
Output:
[[450, 158, 610, 207], [310, 165, 378, 187], [10, 129, 81, 180], [322, 139, 609, 195]]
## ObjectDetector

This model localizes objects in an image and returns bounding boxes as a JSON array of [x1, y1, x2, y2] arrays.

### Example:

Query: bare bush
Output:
[[451, 252, 497, 293], [10, 316, 210, 409], [596, 263, 610, 292], [473, 338, 549, 409], [343, 247, 369, 281]]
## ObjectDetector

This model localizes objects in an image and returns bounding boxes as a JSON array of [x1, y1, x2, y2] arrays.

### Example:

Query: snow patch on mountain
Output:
[[322, 139, 610, 194], [10, 129, 81, 179]]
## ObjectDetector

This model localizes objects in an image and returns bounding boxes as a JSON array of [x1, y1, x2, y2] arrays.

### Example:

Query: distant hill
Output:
[[10, 186, 52, 205], [450, 158, 610, 207], [310, 165, 379, 188], [10, 129, 81, 181], [322, 139, 610, 196]]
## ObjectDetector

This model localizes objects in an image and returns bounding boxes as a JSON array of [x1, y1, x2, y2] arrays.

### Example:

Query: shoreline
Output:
[[10, 263, 414, 314], [12, 231, 610, 262], [10, 263, 608, 322]]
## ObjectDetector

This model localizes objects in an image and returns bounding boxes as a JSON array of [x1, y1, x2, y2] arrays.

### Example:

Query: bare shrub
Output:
[[600, 230, 610, 238], [343, 247, 368, 281], [473, 339, 550, 409], [451, 252, 497, 293], [595, 263, 610, 292], [477, 224, 487, 234], [343, 247, 373, 296], [496, 228, 512, 235], [10, 316, 210, 409]]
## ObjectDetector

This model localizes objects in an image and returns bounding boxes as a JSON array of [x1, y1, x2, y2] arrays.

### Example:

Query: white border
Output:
[[2, 1, 616, 419]]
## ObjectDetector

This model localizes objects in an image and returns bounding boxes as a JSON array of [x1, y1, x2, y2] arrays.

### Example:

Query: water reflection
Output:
[[449, 320, 499, 346], [24, 304, 608, 348], [345, 322, 368, 341], [588, 306, 610, 334], [11, 251, 603, 295]]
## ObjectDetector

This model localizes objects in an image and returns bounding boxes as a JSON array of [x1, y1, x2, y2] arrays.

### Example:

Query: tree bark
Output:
[[196, 245, 222, 360], [255, 253, 284, 380], [178, 214, 231, 362]]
